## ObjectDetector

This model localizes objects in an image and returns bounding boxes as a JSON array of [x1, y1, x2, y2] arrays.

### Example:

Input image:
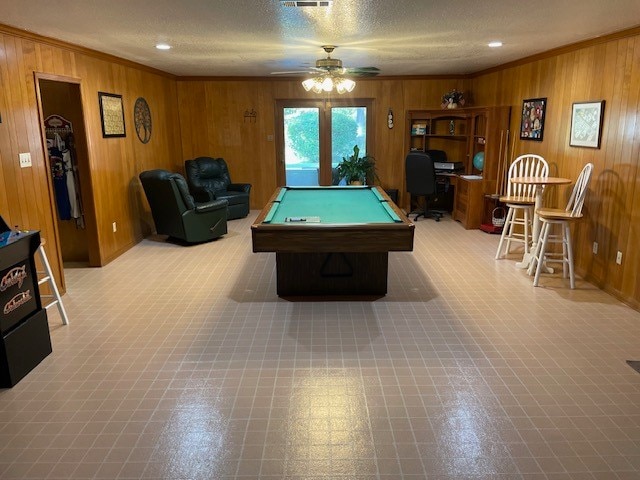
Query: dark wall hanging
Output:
[[98, 92, 126, 138], [520, 97, 546, 141], [134, 97, 152, 144]]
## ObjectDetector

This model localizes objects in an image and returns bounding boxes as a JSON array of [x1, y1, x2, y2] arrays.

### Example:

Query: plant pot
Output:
[[349, 180, 363, 186]]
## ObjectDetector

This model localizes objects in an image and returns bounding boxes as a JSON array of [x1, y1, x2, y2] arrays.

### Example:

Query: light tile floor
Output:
[[1, 212, 639, 479]]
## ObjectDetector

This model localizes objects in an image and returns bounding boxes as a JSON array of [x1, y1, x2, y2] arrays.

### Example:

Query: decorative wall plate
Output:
[[134, 97, 152, 144]]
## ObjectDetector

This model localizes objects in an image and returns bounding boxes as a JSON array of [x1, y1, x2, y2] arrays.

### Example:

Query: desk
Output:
[[511, 176, 571, 269], [252, 186, 414, 296]]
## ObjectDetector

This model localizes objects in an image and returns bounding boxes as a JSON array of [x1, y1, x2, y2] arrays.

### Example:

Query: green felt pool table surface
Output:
[[263, 186, 402, 224]]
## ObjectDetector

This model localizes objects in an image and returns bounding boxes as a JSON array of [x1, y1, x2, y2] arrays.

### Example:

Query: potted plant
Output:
[[441, 89, 465, 109], [335, 145, 378, 185]]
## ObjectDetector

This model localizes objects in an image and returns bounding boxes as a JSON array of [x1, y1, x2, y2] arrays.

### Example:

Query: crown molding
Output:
[[0, 23, 176, 79], [471, 24, 640, 77]]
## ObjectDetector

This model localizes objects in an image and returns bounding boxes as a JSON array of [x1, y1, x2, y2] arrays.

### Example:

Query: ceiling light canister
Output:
[[301, 78, 316, 91], [340, 78, 356, 92], [155, 43, 171, 50], [488, 41, 503, 48], [321, 77, 334, 91]]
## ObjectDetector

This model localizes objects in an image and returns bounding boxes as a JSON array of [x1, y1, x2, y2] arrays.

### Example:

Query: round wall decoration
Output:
[[134, 97, 152, 144]]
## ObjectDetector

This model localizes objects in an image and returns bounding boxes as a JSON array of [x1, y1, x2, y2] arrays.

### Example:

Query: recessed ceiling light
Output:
[[488, 41, 503, 48], [155, 43, 171, 50]]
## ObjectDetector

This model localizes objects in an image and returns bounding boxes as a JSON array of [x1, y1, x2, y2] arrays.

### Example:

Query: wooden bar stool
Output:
[[495, 154, 548, 259], [530, 163, 594, 289], [37, 239, 69, 325]]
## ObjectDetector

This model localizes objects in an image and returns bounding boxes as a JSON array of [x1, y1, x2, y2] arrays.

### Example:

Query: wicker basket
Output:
[[492, 207, 506, 227]]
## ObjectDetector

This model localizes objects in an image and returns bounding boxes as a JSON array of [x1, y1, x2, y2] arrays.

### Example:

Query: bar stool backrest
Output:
[[506, 154, 549, 198], [565, 163, 594, 217]]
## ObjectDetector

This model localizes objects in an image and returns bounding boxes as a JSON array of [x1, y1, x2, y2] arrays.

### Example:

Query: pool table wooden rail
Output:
[[251, 187, 414, 253]]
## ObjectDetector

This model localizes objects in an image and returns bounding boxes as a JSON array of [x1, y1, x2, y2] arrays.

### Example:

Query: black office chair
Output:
[[405, 150, 445, 222]]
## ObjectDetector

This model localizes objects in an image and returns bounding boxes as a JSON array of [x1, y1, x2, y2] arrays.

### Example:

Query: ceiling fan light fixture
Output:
[[321, 76, 334, 92], [301, 78, 317, 91], [336, 78, 356, 93], [301, 75, 356, 95], [310, 81, 323, 93]]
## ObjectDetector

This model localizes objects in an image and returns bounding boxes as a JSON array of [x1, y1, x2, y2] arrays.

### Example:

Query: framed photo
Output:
[[520, 97, 547, 141], [98, 92, 126, 137], [570, 101, 605, 148]]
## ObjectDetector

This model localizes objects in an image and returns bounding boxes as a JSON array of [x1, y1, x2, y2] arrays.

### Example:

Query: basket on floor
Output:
[[492, 207, 506, 227]]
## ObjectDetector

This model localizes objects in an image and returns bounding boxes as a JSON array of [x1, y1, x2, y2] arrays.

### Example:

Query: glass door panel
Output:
[[330, 106, 367, 184], [276, 100, 372, 187], [283, 107, 320, 186]]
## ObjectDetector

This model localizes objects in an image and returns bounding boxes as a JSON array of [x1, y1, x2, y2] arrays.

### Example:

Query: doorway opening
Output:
[[36, 74, 100, 269]]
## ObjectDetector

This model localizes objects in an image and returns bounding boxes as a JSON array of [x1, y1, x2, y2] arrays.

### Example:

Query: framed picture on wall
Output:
[[98, 92, 126, 138], [570, 101, 605, 148], [520, 97, 547, 141]]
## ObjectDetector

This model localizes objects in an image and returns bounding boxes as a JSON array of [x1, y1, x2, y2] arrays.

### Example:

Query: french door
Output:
[[275, 99, 374, 186]]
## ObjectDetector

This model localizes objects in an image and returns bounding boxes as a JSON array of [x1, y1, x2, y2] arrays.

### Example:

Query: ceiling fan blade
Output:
[[343, 67, 380, 77], [270, 70, 313, 75], [271, 66, 328, 75]]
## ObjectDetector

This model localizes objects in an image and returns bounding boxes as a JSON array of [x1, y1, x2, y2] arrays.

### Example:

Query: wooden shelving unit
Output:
[[405, 106, 511, 229]]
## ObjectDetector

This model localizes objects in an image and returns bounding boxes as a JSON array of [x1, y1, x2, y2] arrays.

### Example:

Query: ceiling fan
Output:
[[271, 45, 380, 78]]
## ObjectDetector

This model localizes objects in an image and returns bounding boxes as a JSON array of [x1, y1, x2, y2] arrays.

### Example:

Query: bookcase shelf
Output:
[[405, 106, 511, 229]]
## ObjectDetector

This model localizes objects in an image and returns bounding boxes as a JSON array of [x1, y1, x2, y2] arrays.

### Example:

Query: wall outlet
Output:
[[592, 242, 598, 254], [616, 251, 623, 265], [112, 222, 117, 233], [19, 153, 32, 168]]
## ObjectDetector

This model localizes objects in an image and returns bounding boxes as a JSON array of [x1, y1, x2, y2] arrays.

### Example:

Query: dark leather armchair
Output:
[[405, 150, 446, 222], [139, 169, 228, 243], [184, 157, 251, 220]]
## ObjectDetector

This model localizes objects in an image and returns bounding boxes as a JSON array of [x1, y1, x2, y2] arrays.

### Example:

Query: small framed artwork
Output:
[[570, 100, 605, 148], [98, 92, 126, 138], [520, 97, 547, 141]]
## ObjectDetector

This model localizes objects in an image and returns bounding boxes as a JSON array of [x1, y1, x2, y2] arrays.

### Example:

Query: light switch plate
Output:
[[19, 153, 32, 168]]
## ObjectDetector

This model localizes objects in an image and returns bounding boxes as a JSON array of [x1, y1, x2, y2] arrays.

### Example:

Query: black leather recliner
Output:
[[184, 157, 251, 220], [139, 169, 228, 243]]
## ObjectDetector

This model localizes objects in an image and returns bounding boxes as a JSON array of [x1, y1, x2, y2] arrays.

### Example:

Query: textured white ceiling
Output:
[[2, 0, 639, 77]]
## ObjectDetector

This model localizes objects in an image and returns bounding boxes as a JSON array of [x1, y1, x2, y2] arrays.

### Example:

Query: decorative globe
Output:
[[472, 151, 485, 171]]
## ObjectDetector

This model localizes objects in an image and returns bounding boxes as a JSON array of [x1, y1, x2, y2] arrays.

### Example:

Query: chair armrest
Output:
[[190, 185, 216, 202], [227, 183, 252, 193], [195, 199, 228, 213]]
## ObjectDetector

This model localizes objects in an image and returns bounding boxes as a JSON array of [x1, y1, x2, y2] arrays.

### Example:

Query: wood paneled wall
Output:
[[472, 33, 640, 309], [176, 77, 468, 208], [0, 27, 183, 290]]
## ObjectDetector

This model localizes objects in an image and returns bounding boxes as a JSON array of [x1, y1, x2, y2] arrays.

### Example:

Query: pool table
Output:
[[251, 186, 414, 296]]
